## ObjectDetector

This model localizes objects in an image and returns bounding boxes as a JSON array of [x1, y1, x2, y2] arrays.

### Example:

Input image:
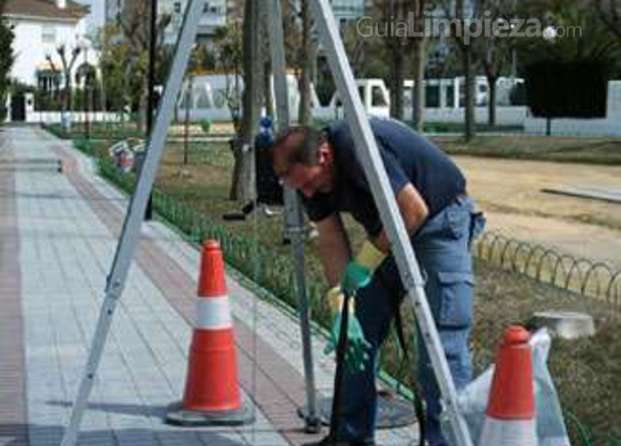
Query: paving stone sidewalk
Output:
[[0, 126, 418, 446]]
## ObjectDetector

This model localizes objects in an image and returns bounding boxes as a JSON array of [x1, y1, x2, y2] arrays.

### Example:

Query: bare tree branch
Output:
[[595, 0, 621, 40]]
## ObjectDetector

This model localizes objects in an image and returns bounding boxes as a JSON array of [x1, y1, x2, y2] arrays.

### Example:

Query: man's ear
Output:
[[318, 142, 332, 165]]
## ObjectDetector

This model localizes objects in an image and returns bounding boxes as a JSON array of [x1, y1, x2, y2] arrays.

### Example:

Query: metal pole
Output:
[[267, 0, 321, 433], [309, 1, 474, 445], [144, 0, 158, 221], [59, 2, 203, 445]]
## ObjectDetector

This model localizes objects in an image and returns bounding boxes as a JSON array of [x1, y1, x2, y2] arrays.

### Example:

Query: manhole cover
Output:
[[299, 392, 417, 429]]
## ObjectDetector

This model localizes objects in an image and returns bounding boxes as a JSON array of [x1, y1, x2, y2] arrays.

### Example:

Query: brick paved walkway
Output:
[[0, 126, 418, 446]]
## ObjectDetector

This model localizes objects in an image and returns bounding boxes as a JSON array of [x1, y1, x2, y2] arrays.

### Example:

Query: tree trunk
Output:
[[411, 0, 426, 131], [487, 76, 497, 127], [463, 48, 476, 142], [390, 51, 405, 120], [412, 39, 426, 130], [298, 0, 313, 125], [138, 81, 148, 133], [99, 70, 107, 113], [66, 77, 72, 112], [264, 59, 274, 118], [62, 75, 69, 112], [122, 62, 134, 127], [230, 0, 262, 202]]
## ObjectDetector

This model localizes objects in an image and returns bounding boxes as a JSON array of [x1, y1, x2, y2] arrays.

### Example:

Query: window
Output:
[[426, 85, 440, 108], [203, 3, 219, 13], [371, 86, 387, 107], [403, 87, 413, 104], [174, 2, 181, 13], [41, 25, 56, 44]]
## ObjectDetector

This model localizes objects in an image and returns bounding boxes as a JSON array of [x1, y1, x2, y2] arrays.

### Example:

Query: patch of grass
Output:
[[421, 122, 524, 134], [433, 135, 621, 165], [471, 263, 620, 443], [313, 119, 523, 134], [43, 122, 145, 140]]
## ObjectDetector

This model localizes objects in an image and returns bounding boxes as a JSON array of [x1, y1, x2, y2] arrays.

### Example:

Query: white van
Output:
[[316, 78, 391, 120]]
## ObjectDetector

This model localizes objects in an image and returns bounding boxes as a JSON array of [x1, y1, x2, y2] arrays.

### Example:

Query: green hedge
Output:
[[43, 122, 144, 141]]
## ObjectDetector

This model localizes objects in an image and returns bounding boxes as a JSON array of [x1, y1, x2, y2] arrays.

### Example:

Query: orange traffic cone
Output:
[[479, 325, 537, 446], [166, 240, 253, 426]]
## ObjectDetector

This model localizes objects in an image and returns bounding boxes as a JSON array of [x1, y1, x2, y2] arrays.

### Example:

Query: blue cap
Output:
[[260, 116, 273, 128]]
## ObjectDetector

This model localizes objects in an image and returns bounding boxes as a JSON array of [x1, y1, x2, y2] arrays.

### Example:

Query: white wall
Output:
[[9, 16, 97, 87], [403, 106, 527, 126], [28, 111, 128, 124]]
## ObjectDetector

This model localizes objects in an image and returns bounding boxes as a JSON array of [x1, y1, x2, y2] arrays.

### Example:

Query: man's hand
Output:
[[324, 287, 371, 372]]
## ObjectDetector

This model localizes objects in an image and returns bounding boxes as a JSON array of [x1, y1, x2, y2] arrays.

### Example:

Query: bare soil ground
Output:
[[453, 156, 621, 270], [435, 134, 621, 165]]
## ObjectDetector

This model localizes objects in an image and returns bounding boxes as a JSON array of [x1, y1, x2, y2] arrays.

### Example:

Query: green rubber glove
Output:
[[341, 240, 387, 295], [324, 287, 371, 372], [340, 260, 372, 296]]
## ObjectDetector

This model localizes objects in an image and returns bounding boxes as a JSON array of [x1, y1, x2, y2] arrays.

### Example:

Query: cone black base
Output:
[[165, 401, 255, 427]]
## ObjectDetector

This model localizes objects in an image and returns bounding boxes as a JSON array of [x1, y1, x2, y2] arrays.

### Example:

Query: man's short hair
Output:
[[271, 126, 326, 176]]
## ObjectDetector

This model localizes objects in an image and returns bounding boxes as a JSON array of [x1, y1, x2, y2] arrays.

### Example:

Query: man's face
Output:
[[275, 141, 334, 198]]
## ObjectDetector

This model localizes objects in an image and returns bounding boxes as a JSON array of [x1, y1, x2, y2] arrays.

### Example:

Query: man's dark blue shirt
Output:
[[301, 118, 466, 237]]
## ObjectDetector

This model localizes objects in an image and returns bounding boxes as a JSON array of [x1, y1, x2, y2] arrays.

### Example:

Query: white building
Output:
[[163, 0, 227, 44], [4, 0, 98, 89], [332, 0, 366, 23], [105, 1, 367, 46]]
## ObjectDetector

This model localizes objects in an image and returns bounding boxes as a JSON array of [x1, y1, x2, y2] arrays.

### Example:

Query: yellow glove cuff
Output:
[[327, 286, 354, 314], [356, 240, 386, 271]]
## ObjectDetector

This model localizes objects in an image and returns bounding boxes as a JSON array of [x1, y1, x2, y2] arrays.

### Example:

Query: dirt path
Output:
[[454, 156, 621, 270]]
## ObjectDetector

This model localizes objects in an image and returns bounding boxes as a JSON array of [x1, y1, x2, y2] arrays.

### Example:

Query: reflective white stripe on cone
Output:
[[195, 296, 232, 330], [479, 418, 537, 446]]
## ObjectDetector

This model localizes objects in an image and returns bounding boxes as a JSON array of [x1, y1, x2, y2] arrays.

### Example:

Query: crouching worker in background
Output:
[[270, 118, 485, 446]]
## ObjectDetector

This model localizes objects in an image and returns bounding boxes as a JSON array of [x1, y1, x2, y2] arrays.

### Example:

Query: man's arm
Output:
[[371, 183, 429, 253], [315, 213, 352, 287]]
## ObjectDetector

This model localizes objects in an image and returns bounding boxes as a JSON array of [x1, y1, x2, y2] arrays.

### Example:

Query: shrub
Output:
[[200, 119, 212, 135]]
